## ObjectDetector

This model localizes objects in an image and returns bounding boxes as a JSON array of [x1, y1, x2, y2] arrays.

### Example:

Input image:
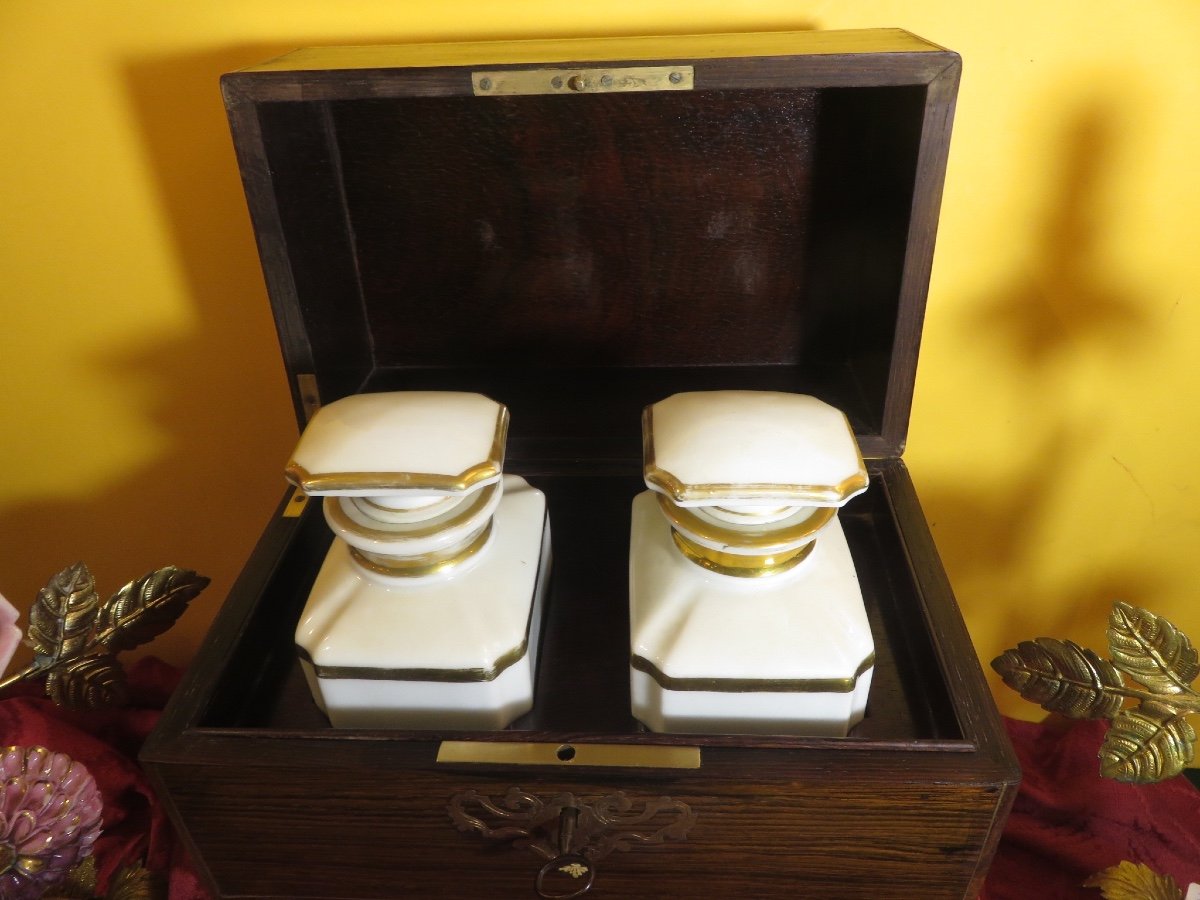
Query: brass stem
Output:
[[1108, 684, 1200, 714], [0, 662, 43, 692]]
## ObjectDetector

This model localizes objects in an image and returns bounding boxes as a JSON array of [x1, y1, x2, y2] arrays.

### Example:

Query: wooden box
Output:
[[142, 29, 1019, 899]]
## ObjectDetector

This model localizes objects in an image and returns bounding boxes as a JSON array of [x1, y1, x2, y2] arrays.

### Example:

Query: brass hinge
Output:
[[296, 372, 321, 422], [282, 487, 309, 518], [472, 65, 694, 97]]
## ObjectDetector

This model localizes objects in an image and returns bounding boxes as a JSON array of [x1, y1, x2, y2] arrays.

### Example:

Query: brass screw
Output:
[[551, 76, 563, 89], [478, 77, 492, 91], [600, 74, 613, 88], [567, 75, 587, 92], [669, 71, 683, 84]]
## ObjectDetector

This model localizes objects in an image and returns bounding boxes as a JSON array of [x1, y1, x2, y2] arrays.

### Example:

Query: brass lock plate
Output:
[[437, 740, 700, 769]]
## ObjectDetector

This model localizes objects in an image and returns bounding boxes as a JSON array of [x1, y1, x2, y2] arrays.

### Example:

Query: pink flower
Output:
[[0, 592, 17, 679], [0, 747, 103, 899]]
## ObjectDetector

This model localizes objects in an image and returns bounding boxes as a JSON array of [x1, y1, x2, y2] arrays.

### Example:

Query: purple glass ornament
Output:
[[0, 746, 103, 899]]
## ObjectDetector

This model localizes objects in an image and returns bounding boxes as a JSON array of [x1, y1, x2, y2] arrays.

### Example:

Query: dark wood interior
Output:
[[248, 81, 927, 458]]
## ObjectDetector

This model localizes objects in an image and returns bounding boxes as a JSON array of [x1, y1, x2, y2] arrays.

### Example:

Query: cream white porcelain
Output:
[[644, 391, 868, 507], [324, 482, 502, 558], [630, 390, 873, 736], [288, 390, 549, 730], [298, 475, 549, 729], [664, 500, 831, 558], [629, 491, 872, 735], [287, 391, 506, 497]]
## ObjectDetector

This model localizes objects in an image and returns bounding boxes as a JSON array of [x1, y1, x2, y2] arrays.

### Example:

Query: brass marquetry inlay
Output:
[[631, 653, 875, 694], [437, 741, 701, 769], [559, 862, 590, 879]]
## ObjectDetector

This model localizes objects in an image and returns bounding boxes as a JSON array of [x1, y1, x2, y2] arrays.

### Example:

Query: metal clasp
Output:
[[448, 787, 697, 896]]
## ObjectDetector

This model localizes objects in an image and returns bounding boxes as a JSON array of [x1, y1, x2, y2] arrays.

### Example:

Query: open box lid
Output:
[[221, 28, 960, 469]]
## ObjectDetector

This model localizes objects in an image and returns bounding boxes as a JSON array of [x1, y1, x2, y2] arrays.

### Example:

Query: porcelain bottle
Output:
[[289, 391, 550, 729], [629, 391, 873, 736]]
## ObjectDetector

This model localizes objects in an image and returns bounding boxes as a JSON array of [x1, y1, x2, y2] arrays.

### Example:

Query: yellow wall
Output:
[[2, 2, 1198, 719]]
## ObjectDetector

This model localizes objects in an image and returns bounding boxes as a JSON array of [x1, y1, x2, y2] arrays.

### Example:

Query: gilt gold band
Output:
[[297, 626, 527, 683], [655, 492, 836, 553], [350, 521, 493, 578], [630, 652, 875, 694], [671, 529, 814, 578], [326, 481, 499, 541], [285, 406, 509, 495], [642, 405, 869, 505]]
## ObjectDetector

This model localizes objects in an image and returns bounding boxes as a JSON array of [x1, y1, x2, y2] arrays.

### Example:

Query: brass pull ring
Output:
[[535, 852, 595, 899], [535, 806, 595, 898]]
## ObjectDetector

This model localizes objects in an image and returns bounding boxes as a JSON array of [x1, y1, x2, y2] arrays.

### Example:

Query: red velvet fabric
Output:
[[0, 658, 208, 899], [983, 716, 1200, 899]]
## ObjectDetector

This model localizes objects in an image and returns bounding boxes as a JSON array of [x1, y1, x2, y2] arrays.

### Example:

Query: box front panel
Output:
[[158, 760, 1005, 899]]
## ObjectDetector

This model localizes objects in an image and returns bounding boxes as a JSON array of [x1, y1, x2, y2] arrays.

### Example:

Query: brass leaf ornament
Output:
[[1107, 603, 1200, 695], [55, 855, 98, 899], [0, 563, 209, 709], [92, 567, 208, 653], [27, 563, 101, 666], [47, 654, 131, 710], [104, 862, 163, 900], [1084, 860, 1183, 900], [992, 601, 1200, 784], [1099, 701, 1196, 783], [992, 637, 1126, 719], [43, 859, 163, 900]]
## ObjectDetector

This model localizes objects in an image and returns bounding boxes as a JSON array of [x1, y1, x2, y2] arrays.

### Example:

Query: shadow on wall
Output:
[[0, 44, 307, 675], [971, 102, 1148, 364], [917, 95, 1158, 712]]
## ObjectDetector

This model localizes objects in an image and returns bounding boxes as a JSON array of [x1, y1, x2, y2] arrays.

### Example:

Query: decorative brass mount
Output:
[[472, 65, 694, 97], [0, 562, 209, 709], [447, 787, 697, 898], [1084, 860, 1192, 899], [992, 601, 1199, 784]]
